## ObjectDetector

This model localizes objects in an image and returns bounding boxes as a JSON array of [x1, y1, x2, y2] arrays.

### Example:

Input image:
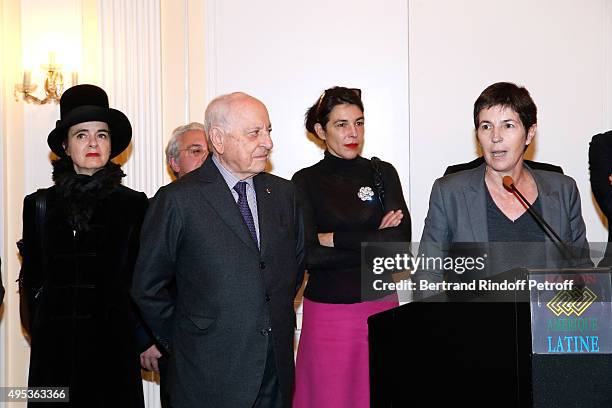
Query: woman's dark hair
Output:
[[305, 87, 363, 135], [473, 82, 537, 131]]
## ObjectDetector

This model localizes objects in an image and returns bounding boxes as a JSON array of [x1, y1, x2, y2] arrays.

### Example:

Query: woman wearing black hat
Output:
[[19, 84, 147, 407]]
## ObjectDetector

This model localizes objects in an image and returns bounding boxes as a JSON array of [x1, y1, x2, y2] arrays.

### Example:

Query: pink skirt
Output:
[[293, 296, 398, 408]]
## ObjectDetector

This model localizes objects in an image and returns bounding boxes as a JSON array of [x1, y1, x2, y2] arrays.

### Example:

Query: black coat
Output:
[[589, 131, 612, 241], [132, 156, 305, 408], [589, 131, 612, 264], [21, 182, 148, 408]]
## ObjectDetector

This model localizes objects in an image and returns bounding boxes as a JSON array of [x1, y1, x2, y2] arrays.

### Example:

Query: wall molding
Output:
[[0, 0, 7, 391], [1, 0, 29, 391], [99, 0, 164, 197], [186, 0, 205, 121], [98, 1, 163, 406]]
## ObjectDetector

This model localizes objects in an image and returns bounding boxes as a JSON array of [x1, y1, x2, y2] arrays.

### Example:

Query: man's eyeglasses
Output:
[[179, 145, 207, 158]]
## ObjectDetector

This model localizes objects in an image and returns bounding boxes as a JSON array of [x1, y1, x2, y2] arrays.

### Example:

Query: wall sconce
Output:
[[14, 52, 78, 105]]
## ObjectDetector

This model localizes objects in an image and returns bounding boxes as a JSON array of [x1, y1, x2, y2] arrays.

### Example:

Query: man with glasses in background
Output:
[[166, 122, 209, 179]]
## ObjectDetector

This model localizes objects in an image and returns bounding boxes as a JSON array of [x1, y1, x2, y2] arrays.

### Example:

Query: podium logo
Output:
[[546, 287, 597, 317]]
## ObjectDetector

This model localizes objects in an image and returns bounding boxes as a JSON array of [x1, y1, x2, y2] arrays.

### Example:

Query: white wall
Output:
[[203, 0, 410, 184], [409, 0, 612, 241]]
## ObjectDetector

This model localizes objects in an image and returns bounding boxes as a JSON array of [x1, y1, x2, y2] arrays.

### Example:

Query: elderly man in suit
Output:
[[132, 92, 305, 408]]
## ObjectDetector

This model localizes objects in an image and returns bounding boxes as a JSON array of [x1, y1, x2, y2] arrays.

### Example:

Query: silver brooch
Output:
[[358, 186, 374, 201]]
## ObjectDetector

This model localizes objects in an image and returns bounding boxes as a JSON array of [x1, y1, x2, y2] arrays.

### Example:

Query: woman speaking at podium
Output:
[[415, 82, 590, 293]]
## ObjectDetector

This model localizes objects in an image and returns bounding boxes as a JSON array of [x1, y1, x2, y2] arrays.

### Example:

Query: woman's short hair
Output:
[[305, 87, 364, 135], [473, 82, 537, 131]]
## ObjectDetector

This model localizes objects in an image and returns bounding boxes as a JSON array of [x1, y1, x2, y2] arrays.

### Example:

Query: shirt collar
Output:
[[212, 154, 255, 191]]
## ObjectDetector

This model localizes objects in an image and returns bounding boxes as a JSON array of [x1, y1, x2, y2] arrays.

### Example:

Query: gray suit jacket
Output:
[[132, 156, 305, 408], [417, 163, 590, 285]]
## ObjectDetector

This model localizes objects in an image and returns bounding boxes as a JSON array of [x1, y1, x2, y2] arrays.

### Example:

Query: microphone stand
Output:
[[502, 176, 577, 261]]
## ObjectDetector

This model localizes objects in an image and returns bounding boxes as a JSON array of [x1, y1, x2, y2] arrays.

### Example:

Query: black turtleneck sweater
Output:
[[292, 151, 411, 303]]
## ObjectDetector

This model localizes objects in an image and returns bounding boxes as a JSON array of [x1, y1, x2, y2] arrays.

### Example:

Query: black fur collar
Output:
[[52, 157, 125, 232]]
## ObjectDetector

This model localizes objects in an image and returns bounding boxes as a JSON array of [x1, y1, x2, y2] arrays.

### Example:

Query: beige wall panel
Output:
[[2, 1, 27, 402], [187, 0, 205, 123], [160, 0, 187, 184]]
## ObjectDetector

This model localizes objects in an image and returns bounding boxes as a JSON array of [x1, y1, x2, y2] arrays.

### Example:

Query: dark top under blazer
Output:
[[444, 156, 563, 176], [416, 163, 590, 287], [132, 156, 305, 408]]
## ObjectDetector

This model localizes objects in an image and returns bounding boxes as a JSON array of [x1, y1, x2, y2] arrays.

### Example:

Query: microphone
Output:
[[502, 176, 576, 260]]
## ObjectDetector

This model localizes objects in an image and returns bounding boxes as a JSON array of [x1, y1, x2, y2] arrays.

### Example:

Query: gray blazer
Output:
[[132, 156, 305, 408], [417, 163, 590, 284]]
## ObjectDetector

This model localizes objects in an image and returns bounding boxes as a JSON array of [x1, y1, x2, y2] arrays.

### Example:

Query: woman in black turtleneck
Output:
[[292, 87, 411, 408], [19, 85, 147, 407]]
